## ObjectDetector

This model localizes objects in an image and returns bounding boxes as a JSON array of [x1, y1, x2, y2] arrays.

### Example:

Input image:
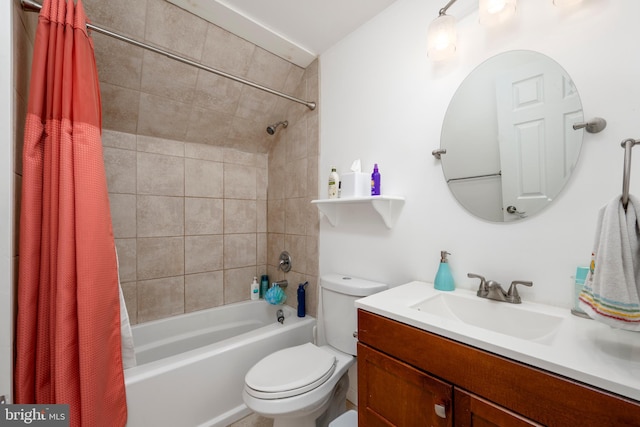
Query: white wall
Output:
[[319, 0, 640, 309], [0, 0, 13, 402]]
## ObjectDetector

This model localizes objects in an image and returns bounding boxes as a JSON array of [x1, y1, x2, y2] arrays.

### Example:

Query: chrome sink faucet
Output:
[[467, 273, 533, 304]]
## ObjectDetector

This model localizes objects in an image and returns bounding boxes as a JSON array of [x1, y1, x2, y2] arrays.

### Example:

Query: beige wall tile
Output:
[[103, 129, 137, 150], [224, 163, 257, 199], [93, 35, 143, 91], [257, 233, 267, 265], [226, 117, 269, 155], [285, 156, 307, 198], [185, 142, 224, 162], [225, 199, 256, 234], [201, 24, 255, 77], [185, 271, 224, 312], [285, 234, 307, 274], [137, 276, 185, 322], [109, 193, 136, 238], [285, 198, 307, 235], [306, 155, 319, 199], [224, 266, 258, 304], [185, 235, 224, 274], [140, 50, 198, 104], [224, 148, 256, 167], [267, 199, 285, 234], [137, 93, 190, 140], [137, 135, 184, 156], [224, 234, 257, 269], [137, 237, 184, 280], [267, 233, 285, 269], [245, 48, 291, 91], [305, 235, 319, 277], [185, 158, 224, 198], [84, 0, 147, 39], [13, 92, 26, 177], [185, 198, 223, 235], [234, 86, 276, 124], [137, 151, 184, 196], [257, 165, 268, 201], [267, 151, 286, 201], [100, 83, 140, 134], [12, 10, 33, 104], [185, 106, 233, 146], [137, 195, 184, 237], [257, 200, 267, 233], [285, 118, 308, 162], [193, 72, 243, 115], [115, 238, 137, 283], [144, 0, 208, 60], [104, 147, 136, 194]]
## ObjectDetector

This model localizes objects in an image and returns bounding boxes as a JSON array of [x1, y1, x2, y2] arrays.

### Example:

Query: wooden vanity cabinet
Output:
[[357, 310, 640, 427]]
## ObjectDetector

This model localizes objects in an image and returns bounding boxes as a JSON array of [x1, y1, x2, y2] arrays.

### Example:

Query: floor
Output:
[[229, 401, 357, 427]]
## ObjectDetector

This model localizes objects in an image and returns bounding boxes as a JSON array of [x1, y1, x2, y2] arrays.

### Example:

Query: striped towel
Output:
[[579, 195, 640, 330]]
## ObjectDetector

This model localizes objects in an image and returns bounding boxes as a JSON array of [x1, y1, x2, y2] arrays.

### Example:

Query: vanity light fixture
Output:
[[427, 0, 517, 62], [479, 0, 516, 26], [426, 4, 458, 62]]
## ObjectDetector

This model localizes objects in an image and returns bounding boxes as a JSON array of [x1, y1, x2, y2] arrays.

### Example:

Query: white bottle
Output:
[[250, 276, 259, 300], [328, 167, 340, 199]]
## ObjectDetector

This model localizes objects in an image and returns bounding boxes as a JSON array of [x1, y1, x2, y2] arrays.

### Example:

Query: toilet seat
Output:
[[245, 343, 336, 400]]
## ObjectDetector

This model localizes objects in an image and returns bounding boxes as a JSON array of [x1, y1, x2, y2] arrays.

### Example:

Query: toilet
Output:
[[242, 274, 387, 427]]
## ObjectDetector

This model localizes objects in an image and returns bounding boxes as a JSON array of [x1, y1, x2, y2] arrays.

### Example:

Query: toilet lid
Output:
[[245, 343, 336, 399]]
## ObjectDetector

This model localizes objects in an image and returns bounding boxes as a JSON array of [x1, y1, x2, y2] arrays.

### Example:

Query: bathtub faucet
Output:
[[276, 309, 285, 324]]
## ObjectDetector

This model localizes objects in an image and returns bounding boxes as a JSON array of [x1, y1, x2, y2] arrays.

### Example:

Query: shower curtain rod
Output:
[[21, 0, 317, 111]]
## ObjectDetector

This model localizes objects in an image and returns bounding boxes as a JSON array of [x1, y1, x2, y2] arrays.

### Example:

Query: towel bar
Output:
[[621, 138, 640, 209]]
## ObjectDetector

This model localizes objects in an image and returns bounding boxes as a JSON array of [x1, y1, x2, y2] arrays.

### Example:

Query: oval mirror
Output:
[[439, 50, 584, 222]]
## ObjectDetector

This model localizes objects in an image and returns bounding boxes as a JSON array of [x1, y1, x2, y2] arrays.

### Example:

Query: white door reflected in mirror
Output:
[[439, 50, 584, 223]]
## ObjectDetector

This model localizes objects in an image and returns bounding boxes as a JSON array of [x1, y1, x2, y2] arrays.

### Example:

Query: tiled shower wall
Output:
[[89, 0, 321, 322], [9, 0, 318, 410], [103, 131, 270, 323], [266, 62, 320, 318]]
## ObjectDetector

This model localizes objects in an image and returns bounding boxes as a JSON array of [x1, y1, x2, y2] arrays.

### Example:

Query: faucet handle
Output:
[[506, 280, 533, 304], [467, 273, 488, 297]]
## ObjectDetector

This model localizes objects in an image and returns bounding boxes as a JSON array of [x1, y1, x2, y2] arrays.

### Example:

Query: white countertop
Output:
[[355, 281, 640, 401]]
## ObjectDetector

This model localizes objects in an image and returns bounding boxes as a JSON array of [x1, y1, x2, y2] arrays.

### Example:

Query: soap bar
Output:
[[341, 172, 369, 198]]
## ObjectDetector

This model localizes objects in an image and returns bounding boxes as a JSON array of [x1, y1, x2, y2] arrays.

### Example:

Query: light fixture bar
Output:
[[439, 0, 460, 16]]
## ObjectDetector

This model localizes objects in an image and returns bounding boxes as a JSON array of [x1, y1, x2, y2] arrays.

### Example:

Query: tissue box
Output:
[[341, 172, 370, 198]]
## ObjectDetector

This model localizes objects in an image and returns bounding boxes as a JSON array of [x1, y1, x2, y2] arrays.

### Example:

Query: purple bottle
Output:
[[371, 164, 381, 196]]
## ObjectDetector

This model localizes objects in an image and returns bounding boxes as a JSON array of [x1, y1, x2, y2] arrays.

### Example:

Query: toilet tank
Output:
[[321, 274, 387, 356]]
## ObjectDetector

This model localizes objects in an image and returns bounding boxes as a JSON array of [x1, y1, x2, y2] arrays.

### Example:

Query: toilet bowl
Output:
[[243, 344, 353, 427], [242, 274, 387, 427]]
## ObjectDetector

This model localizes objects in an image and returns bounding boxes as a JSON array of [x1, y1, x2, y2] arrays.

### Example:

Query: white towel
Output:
[[115, 246, 137, 368], [579, 195, 640, 330]]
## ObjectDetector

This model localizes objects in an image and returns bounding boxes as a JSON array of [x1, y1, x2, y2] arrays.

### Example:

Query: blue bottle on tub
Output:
[[297, 282, 308, 317]]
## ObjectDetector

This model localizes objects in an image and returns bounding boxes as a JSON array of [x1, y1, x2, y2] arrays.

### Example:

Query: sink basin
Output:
[[411, 292, 563, 342]]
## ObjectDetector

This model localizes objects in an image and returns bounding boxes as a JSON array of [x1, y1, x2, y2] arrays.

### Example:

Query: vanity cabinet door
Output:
[[454, 388, 542, 427], [358, 343, 453, 427]]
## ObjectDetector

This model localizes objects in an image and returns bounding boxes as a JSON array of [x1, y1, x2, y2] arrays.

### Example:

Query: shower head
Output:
[[266, 121, 288, 135]]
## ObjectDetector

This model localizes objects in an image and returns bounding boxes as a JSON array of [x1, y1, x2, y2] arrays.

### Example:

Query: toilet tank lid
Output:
[[321, 274, 388, 297]]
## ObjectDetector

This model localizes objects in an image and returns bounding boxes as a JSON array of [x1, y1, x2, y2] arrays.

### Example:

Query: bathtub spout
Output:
[[276, 309, 285, 324]]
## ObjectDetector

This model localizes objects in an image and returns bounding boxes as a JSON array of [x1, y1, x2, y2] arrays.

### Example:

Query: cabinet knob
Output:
[[434, 403, 447, 419]]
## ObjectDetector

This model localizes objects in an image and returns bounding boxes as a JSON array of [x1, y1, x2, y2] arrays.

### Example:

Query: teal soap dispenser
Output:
[[434, 251, 455, 291]]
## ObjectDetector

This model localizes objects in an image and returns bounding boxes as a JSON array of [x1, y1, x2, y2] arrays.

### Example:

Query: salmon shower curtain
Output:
[[14, 0, 127, 425]]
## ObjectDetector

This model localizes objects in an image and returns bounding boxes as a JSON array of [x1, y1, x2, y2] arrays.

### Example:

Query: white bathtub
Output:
[[124, 300, 316, 427]]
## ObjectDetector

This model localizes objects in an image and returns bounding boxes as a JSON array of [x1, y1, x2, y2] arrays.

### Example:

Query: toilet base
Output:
[[271, 373, 349, 427]]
